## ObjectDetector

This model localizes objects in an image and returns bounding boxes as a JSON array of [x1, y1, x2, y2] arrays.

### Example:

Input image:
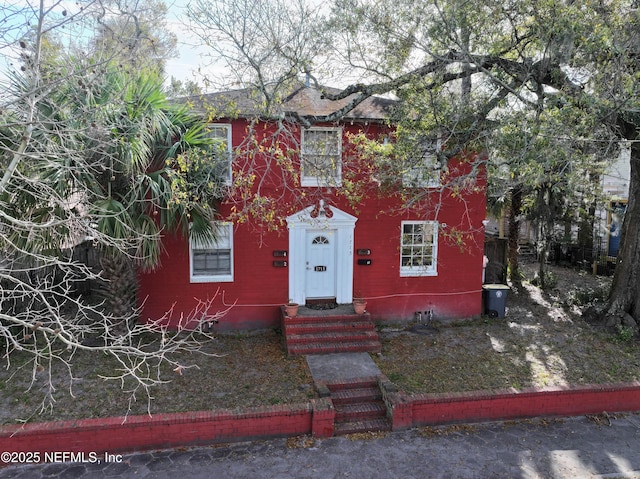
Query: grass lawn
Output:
[[1, 263, 638, 425]]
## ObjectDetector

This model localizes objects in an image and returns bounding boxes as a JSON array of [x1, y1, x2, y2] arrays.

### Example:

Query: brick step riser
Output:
[[326, 380, 379, 392], [283, 315, 371, 325], [335, 412, 387, 422], [286, 327, 378, 335], [328, 382, 390, 432], [286, 333, 379, 345], [327, 381, 378, 394], [284, 323, 375, 334], [287, 343, 382, 356], [332, 395, 383, 405], [332, 397, 383, 406], [330, 388, 382, 405], [286, 340, 381, 351], [284, 333, 376, 345], [333, 419, 392, 436], [334, 405, 387, 422], [333, 399, 386, 410]]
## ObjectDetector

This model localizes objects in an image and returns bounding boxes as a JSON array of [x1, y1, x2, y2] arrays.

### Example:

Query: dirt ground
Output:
[[1, 262, 638, 424], [375, 263, 639, 394]]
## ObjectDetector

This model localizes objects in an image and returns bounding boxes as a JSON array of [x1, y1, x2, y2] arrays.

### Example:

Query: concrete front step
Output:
[[333, 418, 392, 436], [286, 341, 382, 356]]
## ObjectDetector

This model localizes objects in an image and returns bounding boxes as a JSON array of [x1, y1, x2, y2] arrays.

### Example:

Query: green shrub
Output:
[[567, 287, 608, 307], [615, 324, 634, 343], [530, 271, 558, 290]]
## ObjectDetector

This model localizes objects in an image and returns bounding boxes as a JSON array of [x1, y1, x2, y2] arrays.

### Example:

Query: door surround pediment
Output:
[[286, 202, 357, 229]]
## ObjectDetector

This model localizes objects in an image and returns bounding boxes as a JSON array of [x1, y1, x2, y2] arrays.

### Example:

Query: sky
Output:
[[0, 0, 218, 87], [0, 0, 343, 91], [164, 0, 210, 84]]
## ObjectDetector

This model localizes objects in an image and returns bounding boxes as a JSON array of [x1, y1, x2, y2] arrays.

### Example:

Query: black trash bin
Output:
[[483, 284, 510, 318]]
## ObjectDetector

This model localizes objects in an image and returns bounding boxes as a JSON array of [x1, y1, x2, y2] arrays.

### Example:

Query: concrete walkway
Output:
[[2, 413, 640, 478], [306, 352, 382, 382]]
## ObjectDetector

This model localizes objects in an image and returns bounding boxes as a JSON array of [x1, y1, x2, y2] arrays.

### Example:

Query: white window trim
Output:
[[399, 220, 438, 277], [207, 123, 233, 186], [402, 138, 442, 188], [189, 222, 234, 283], [300, 127, 342, 187]]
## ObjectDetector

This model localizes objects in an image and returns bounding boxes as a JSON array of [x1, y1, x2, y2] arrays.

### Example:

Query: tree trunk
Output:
[[535, 187, 548, 289], [100, 251, 139, 327], [606, 142, 640, 322], [577, 198, 596, 265], [507, 185, 523, 285], [536, 185, 559, 290]]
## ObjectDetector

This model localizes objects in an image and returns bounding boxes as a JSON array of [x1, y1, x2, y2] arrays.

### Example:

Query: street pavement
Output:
[[1, 413, 640, 478]]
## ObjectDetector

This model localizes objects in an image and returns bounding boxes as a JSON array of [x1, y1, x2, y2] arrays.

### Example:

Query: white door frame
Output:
[[286, 204, 357, 305], [305, 229, 337, 299]]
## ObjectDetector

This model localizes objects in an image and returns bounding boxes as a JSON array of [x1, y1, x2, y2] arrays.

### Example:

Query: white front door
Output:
[[305, 230, 336, 299], [286, 204, 356, 305]]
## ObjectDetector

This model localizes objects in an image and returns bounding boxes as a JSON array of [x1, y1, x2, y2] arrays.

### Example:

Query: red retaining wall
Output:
[[389, 382, 640, 430], [0, 399, 334, 456], [2, 384, 639, 459]]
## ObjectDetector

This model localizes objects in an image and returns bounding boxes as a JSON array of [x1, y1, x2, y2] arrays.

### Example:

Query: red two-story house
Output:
[[138, 83, 488, 332]]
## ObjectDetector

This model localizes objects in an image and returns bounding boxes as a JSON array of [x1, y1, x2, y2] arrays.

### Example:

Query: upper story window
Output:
[[190, 222, 233, 283], [400, 221, 438, 277], [206, 124, 232, 185], [301, 127, 342, 187], [401, 138, 441, 188]]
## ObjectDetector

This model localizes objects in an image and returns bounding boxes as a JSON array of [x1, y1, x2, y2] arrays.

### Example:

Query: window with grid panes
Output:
[[190, 222, 233, 282], [400, 221, 438, 276], [301, 128, 342, 187], [402, 138, 441, 188], [207, 124, 232, 185]]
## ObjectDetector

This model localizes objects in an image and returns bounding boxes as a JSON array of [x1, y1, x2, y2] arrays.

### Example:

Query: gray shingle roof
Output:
[[181, 82, 396, 123]]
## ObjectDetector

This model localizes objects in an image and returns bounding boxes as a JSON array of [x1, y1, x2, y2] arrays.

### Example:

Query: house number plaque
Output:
[[314, 266, 327, 272]]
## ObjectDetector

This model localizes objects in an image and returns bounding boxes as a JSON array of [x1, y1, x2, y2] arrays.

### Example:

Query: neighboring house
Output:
[[484, 142, 631, 276], [598, 141, 630, 258], [138, 84, 488, 331]]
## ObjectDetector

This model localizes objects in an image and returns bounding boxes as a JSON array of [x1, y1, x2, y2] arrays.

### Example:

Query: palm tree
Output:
[[86, 70, 221, 322], [2, 66, 222, 325]]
